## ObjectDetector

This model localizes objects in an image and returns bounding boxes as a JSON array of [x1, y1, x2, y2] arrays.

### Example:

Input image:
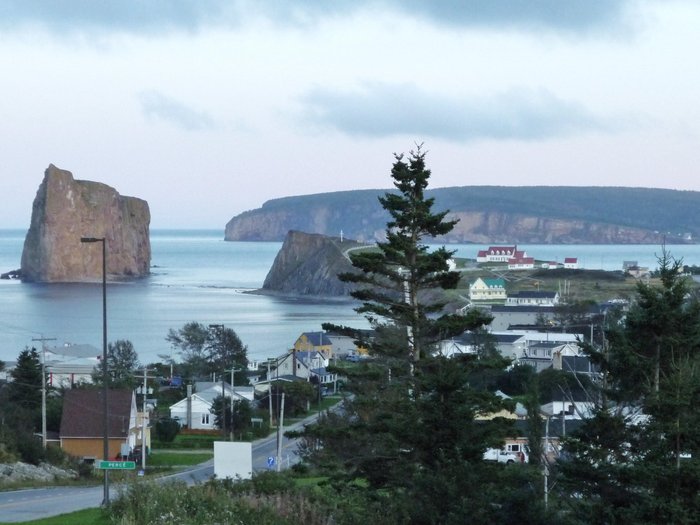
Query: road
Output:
[[0, 412, 321, 523]]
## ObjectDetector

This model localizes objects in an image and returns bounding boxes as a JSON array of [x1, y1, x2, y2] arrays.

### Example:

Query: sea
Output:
[[2, 229, 700, 365]]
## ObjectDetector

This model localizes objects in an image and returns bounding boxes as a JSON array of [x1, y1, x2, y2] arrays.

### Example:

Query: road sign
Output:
[[98, 460, 136, 470], [267, 456, 275, 468]]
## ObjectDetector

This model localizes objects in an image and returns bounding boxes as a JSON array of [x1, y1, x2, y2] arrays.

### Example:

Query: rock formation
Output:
[[225, 186, 700, 244], [261, 230, 362, 296], [21, 165, 151, 283]]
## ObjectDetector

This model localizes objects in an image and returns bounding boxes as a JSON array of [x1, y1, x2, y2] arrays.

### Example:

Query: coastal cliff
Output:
[[225, 186, 700, 244], [261, 230, 361, 296], [21, 165, 151, 283]]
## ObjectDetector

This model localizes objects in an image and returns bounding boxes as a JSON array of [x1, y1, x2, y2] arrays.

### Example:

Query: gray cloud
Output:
[[299, 83, 612, 142], [138, 91, 217, 131], [0, 0, 646, 36]]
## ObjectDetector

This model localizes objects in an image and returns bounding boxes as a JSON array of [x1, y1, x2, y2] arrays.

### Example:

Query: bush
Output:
[[154, 418, 181, 443]]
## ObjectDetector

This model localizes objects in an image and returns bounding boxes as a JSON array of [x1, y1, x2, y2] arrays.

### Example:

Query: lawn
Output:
[[0, 508, 107, 525], [146, 451, 213, 467]]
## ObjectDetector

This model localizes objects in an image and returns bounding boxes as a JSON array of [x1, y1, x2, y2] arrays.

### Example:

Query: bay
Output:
[[2, 229, 700, 366], [0, 230, 362, 365]]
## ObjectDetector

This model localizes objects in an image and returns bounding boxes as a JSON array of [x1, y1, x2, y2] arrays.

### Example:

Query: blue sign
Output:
[[267, 456, 275, 468]]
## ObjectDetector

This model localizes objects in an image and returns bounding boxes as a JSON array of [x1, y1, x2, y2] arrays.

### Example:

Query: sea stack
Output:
[[20, 164, 151, 283]]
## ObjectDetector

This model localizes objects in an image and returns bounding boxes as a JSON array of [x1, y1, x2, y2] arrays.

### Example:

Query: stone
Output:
[[21, 165, 151, 282]]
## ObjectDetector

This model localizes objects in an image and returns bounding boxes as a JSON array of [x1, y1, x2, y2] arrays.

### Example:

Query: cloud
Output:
[[299, 83, 613, 142], [138, 91, 217, 131], [0, 0, 645, 36], [0, 0, 235, 35]]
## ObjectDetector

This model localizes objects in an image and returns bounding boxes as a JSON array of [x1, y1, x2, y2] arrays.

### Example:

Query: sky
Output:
[[1, 0, 699, 230]]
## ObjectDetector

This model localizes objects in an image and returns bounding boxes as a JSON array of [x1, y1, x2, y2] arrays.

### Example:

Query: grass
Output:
[[0, 507, 107, 525], [146, 451, 212, 467]]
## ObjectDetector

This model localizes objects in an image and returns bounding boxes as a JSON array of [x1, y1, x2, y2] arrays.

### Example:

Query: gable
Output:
[[60, 388, 134, 439]]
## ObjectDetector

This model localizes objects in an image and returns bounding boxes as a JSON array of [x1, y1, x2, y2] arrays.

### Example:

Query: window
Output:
[[201, 413, 209, 425]]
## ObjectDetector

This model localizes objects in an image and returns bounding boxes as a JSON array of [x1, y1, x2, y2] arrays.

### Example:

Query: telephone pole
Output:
[[32, 336, 56, 449]]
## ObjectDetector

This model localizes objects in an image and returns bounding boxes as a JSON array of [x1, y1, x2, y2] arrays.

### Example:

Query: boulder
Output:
[[21, 165, 151, 282]]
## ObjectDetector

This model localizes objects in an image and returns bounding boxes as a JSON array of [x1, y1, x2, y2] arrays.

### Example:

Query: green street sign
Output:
[[98, 460, 136, 470]]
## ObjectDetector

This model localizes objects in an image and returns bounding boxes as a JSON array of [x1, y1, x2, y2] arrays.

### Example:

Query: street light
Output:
[[81, 236, 109, 507]]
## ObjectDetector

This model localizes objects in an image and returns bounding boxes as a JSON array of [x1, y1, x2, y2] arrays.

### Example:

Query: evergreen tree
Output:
[[560, 250, 700, 523], [299, 148, 540, 522], [9, 347, 43, 410]]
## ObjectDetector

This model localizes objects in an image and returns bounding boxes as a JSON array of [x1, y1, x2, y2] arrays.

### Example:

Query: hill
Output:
[[225, 186, 700, 244]]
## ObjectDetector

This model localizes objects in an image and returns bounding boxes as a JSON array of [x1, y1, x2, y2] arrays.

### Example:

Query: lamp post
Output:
[[81, 236, 109, 506]]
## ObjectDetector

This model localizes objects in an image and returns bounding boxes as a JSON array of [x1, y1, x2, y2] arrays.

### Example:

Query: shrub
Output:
[[154, 418, 181, 443]]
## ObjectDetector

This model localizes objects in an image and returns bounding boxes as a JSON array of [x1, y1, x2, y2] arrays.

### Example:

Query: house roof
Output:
[[489, 305, 556, 313], [60, 388, 134, 439], [509, 291, 557, 299], [483, 278, 506, 287], [299, 332, 332, 346], [564, 257, 578, 263]]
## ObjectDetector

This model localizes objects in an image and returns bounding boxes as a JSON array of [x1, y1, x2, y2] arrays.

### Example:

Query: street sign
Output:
[[267, 456, 275, 468], [98, 460, 136, 470]]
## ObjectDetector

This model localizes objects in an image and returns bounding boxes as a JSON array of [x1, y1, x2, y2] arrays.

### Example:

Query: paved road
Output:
[[0, 411, 325, 523]]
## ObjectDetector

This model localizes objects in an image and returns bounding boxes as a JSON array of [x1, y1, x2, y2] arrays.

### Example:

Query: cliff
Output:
[[261, 230, 361, 296], [21, 165, 151, 283], [225, 186, 700, 244]]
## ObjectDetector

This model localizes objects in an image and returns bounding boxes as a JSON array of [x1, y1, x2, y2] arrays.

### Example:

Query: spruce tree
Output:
[[300, 148, 541, 523], [560, 250, 700, 523]]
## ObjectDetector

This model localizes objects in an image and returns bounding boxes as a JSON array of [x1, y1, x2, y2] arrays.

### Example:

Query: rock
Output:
[[0, 462, 77, 485], [261, 230, 362, 297], [20, 165, 151, 282]]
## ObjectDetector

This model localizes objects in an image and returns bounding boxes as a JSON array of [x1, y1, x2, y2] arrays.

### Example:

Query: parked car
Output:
[[483, 448, 520, 464]]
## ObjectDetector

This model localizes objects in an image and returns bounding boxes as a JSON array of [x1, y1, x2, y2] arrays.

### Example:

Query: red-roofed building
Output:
[[564, 257, 579, 269], [508, 256, 535, 270], [476, 245, 523, 263]]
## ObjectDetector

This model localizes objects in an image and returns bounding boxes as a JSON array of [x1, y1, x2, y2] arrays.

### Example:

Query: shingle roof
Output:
[[60, 388, 133, 439], [301, 332, 332, 346]]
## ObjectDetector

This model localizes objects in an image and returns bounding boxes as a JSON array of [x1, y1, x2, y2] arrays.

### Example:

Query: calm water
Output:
[[2, 229, 699, 365], [0, 230, 362, 364]]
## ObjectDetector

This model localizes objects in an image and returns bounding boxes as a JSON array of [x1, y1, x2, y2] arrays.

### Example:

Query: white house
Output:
[[505, 291, 559, 307], [564, 257, 579, 269], [169, 382, 254, 431], [469, 277, 507, 302], [476, 245, 521, 263], [507, 256, 535, 270]]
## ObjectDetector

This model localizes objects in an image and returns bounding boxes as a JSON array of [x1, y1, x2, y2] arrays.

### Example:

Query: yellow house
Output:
[[293, 331, 333, 357]]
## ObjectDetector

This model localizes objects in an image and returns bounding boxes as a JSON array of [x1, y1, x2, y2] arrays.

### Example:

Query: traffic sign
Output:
[[267, 456, 275, 468], [98, 460, 136, 470]]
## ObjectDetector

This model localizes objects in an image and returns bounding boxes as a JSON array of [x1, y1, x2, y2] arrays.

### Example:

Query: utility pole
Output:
[[276, 392, 285, 472], [225, 366, 242, 441], [32, 336, 56, 449], [136, 367, 156, 472]]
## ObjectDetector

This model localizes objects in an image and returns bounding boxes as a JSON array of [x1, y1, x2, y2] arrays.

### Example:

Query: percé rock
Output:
[[261, 230, 361, 297], [21, 165, 151, 283], [225, 187, 700, 244]]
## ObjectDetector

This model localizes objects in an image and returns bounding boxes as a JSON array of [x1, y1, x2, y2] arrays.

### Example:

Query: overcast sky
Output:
[[1, 1, 699, 229]]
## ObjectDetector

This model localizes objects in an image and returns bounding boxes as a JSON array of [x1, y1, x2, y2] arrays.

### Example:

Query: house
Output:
[[169, 382, 255, 431], [564, 257, 579, 269], [476, 245, 522, 263], [60, 388, 138, 461], [469, 277, 507, 302], [505, 290, 559, 307], [540, 261, 562, 270], [518, 342, 592, 373], [269, 350, 337, 385], [293, 331, 333, 357], [507, 255, 535, 270], [325, 331, 370, 358], [486, 305, 557, 331], [45, 344, 102, 387]]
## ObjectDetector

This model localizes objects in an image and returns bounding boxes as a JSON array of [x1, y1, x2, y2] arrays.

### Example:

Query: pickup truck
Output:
[[482, 448, 520, 464]]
